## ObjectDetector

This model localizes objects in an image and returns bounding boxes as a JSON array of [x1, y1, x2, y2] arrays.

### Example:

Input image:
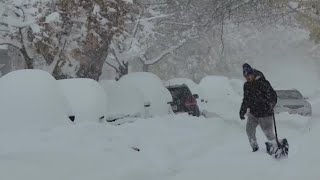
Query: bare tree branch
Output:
[[105, 61, 119, 72], [141, 39, 187, 65], [14, 5, 26, 22], [286, 3, 320, 25], [132, 8, 144, 38], [110, 48, 123, 67]]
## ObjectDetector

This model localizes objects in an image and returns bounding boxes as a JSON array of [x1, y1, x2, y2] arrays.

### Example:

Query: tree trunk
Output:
[[76, 58, 105, 81], [77, 46, 109, 81], [142, 64, 149, 72], [19, 46, 33, 69]]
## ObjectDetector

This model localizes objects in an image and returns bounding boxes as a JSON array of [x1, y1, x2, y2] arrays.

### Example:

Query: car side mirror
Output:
[[193, 94, 199, 99], [68, 115, 75, 122], [304, 97, 309, 100], [167, 101, 173, 105]]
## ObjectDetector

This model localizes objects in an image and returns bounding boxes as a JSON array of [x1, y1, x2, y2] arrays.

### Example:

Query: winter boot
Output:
[[252, 145, 259, 152]]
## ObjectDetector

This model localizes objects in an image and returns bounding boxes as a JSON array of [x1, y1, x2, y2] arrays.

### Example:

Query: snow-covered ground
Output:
[[0, 110, 316, 180], [0, 70, 318, 180]]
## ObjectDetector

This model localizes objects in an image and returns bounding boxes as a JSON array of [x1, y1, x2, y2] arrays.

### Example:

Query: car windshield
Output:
[[167, 87, 191, 99], [276, 90, 303, 99]]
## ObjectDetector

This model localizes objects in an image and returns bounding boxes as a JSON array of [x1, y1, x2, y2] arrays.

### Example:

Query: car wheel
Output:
[[193, 107, 200, 117]]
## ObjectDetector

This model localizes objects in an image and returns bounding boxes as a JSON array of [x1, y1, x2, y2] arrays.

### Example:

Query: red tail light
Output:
[[185, 97, 197, 106]]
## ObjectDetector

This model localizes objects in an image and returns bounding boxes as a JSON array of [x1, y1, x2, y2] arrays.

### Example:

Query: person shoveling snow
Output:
[[239, 63, 288, 159]]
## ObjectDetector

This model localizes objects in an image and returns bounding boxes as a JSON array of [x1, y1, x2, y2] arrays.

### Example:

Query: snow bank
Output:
[[99, 79, 145, 121], [58, 78, 107, 123], [0, 69, 71, 131], [118, 72, 173, 117]]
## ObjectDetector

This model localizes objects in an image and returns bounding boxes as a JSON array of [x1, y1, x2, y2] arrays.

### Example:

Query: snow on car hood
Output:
[[276, 98, 308, 107]]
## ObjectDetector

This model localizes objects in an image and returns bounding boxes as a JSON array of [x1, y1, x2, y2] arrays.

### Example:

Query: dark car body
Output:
[[166, 84, 200, 116]]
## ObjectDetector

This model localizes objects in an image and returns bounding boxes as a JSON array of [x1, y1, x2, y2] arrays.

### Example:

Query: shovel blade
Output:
[[265, 138, 289, 159]]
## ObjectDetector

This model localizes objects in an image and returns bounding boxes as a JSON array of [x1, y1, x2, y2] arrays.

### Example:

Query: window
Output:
[[276, 90, 303, 99]]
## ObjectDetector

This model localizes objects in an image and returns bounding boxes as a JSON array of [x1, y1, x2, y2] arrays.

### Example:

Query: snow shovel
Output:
[[265, 113, 289, 159]]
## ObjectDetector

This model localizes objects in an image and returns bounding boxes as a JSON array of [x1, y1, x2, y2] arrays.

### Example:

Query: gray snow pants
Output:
[[246, 113, 276, 149]]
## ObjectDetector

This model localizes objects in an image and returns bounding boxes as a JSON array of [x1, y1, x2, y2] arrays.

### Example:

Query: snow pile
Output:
[[118, 72, 173, 117], [58, 78, 107, 123], [99, 79, 145, 121], [0, 69, 71, 131]]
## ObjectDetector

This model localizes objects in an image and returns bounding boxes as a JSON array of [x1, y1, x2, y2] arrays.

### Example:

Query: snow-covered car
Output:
[[274, 89, 312, 116], [164, 78, 208, 104], [99, 79, 145, 121], [58, 78, 107, 123], [198, 76, 242, 118], [165, 84, 200, 116], [0, 69, 72, 131], [118, 72, 173, 118]]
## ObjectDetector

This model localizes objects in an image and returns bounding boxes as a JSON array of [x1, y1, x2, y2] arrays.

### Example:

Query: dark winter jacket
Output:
[[240, 76, 277, 118], [253, 69, 265, 80]]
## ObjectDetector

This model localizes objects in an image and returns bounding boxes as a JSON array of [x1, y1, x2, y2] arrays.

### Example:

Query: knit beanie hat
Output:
[[242, 63, 254, 77]]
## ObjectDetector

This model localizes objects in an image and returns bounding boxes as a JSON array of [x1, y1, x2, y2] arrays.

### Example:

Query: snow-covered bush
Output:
[[0, 69, 71, 131], [58, 78, 107, 123]]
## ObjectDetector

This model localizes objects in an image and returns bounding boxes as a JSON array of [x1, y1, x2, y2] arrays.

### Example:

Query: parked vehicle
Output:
[[274, 89, 312, 116], [58, 78, 107, 123], [165, 84, 200, 117], [99, 79, 145, 122], [118, 72, 173, 118]]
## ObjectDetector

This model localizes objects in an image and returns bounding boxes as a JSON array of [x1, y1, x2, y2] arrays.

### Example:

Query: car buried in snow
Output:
[[165, 84, 200, 117], [274, 89, 312, 116]]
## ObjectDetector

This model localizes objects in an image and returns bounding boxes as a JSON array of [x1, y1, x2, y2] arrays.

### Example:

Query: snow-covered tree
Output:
[[105, 2, 185, 80], [0, 0, 130, 80]]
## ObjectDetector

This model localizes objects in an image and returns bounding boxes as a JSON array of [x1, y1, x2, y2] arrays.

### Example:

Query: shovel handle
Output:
[[273, 113, 281, 146]]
